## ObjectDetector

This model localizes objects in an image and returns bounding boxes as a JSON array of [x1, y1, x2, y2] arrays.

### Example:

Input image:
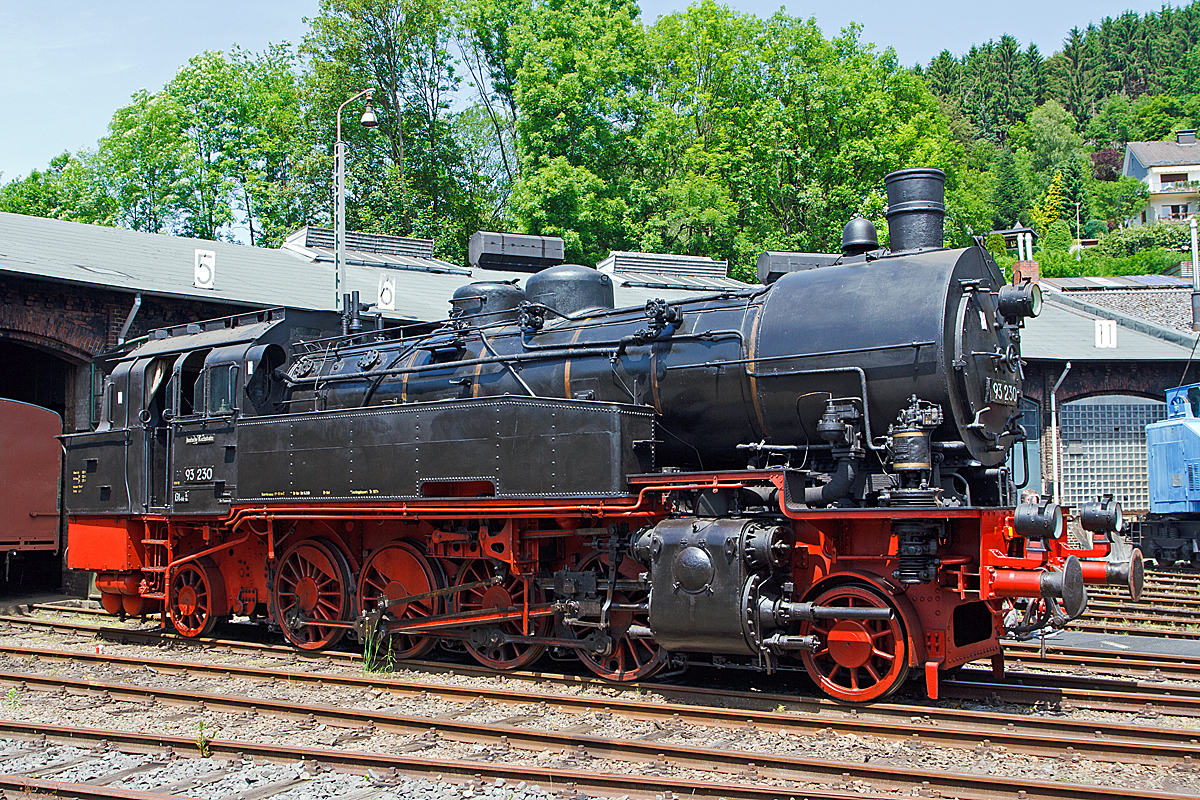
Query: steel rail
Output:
[[1, 646, 1198, 765], [945, 671, 1200, 715], [0, 686, 1188, 800], [0, 776, 183, 800], [1068, 619, 1200, 639], [7, 613, 1200, 715], [21, 605, 1200, 679], [1002, 647, 1200, 681]]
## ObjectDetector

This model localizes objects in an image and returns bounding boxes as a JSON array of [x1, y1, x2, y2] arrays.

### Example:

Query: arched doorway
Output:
[[0, 338, 83, 595], [0, 340, 72, 420]]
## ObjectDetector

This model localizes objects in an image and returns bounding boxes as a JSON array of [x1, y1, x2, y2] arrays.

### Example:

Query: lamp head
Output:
[[359, 104, 378, 128]]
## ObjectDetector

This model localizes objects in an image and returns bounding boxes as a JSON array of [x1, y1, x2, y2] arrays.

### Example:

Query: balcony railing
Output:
[[1156, 180, 1200, 193]]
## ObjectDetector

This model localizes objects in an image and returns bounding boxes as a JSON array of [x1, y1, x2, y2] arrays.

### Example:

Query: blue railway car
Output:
[[1138, 382, 1200, 564]]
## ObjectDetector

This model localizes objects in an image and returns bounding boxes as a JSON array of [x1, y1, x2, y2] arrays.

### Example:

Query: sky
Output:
[[0, 0, 1181, 182]]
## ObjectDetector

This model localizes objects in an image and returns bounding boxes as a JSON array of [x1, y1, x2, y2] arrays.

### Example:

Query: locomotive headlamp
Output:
[[998, 280, 1042, 319], [1079, 494, 1123, 533], [1013, 500, 1064, 539]]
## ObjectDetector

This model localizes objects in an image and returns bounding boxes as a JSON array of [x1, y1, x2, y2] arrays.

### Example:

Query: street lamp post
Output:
[[334, 88, 379, 312]]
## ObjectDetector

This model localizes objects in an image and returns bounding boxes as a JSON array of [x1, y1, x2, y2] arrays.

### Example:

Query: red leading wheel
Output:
[[800, 584, 909, 702], [574, 551, 666, 681], [273, 538, 352, 650], [169, 559, 225, 638], [357, 541, 445, 660], [452, 559, 547, 670]]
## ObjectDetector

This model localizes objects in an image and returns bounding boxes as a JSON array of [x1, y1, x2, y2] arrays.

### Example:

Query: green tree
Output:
[[508, 0, 647, 262], [926, 50, 959, 98], [1091, 175, 1149, 227], [1085, 94, 1136, 149], [1042, 219, 1072, 252], [304, 0, 483, 262], [1132, 94, 1193, 141], [166, 52, 238, 240], [1059, 157, 1090, 237], [1030, 169, 1066, 233], [457, 0, 528, 185], [1050, 27, 1098, 125], [990, 147, 1027, 228], [1008, 100, 1085, 196], [97, 90, 192, 233], [0, 151, 115, 225]]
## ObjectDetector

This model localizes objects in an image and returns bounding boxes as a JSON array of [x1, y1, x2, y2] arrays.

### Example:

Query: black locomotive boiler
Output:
[[63, 168, 1140, 702]]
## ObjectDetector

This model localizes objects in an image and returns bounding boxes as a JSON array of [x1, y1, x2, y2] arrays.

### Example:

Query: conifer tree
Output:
[[1031, 170, 1066, 233], [1059, 159, 1090, 237], [991, 148, 1026, 228]]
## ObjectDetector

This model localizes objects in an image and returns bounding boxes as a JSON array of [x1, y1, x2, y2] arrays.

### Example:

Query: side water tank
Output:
[[525, 264, 615, 318]]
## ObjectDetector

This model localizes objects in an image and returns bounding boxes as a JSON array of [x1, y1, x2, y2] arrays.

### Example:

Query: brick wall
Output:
[[0, 275, 255, 430]]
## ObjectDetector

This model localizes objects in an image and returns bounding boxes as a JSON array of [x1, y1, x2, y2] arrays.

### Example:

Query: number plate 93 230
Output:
[[986, 378, 1019, 406]]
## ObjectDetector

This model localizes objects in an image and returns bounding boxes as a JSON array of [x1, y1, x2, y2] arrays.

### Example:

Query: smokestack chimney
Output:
[[884, 168, 946, 252]]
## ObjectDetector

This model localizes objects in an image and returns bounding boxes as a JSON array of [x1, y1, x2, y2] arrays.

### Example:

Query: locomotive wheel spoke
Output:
[[800, 584, 909, 703], [570, 551, 667, 682], [453, 559, 546, 670], [273, 539, 351, 651], [357, 541, 444, 661], [168, 560, 223, 639]]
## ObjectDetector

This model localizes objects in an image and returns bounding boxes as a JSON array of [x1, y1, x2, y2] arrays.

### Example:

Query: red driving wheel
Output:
[[452, 559, 547, 670], [273, 538, 352, 650], [357, 541, 444, 660], [574, 551, 666, 681], [169, 558, 225, 638], [800, 584, 909, 702]]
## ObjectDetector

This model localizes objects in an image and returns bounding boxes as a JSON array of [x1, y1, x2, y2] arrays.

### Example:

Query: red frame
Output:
[[69, 467, 1115, 700]]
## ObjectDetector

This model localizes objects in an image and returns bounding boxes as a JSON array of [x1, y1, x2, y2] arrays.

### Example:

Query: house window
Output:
[[1142, 211, 1147, 224], [1162, 172, 1188, 184]]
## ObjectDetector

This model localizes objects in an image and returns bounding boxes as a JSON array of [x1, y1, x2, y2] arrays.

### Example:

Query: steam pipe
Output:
[[1050, 362, 1072, 505], [804, 455, 860, 506], [117, 293, 142, 346]]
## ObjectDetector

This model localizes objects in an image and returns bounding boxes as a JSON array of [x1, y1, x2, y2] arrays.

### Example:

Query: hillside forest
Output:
[[2, 0, 1199, 282]]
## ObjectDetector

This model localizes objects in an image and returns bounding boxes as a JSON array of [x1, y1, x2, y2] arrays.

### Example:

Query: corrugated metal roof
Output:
[[609, 269, 751, 292], [1128, 140, 1200, 168], [287, 226, 436, 258], [598, 250, 730, 279], [1023, 290, 1197, 360], [0, 211, 334, 309], [0, 212, 740, 326], [1042, 275, 1192, 290]]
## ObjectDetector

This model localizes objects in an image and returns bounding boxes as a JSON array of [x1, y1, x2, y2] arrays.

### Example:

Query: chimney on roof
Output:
[[1179, 129, 1197, 145]]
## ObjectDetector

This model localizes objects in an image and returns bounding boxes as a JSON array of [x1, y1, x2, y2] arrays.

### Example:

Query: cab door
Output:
[[132, 356, 174, 510], [169, 346, 245, 516]]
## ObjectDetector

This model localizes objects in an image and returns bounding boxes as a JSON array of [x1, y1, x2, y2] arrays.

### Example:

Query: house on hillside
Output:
[[1123, 129, 1200, 227]]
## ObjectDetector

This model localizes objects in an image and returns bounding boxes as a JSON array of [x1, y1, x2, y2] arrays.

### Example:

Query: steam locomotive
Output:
[[63, 169, 1140, 702]]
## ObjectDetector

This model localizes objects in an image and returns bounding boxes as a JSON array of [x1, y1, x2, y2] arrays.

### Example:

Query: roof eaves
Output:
[[1042, 287, 1198, 349]]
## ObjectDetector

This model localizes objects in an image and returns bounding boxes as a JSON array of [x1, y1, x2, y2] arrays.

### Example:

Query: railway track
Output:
[[6, 609, 1200, 711], [1003, 640, 1200, 682], [0, 641, 1198, 800], [1, 642, 1196, 762]]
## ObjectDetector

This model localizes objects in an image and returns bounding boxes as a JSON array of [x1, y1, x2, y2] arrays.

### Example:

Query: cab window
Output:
[[207, 364, 238, 416]]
